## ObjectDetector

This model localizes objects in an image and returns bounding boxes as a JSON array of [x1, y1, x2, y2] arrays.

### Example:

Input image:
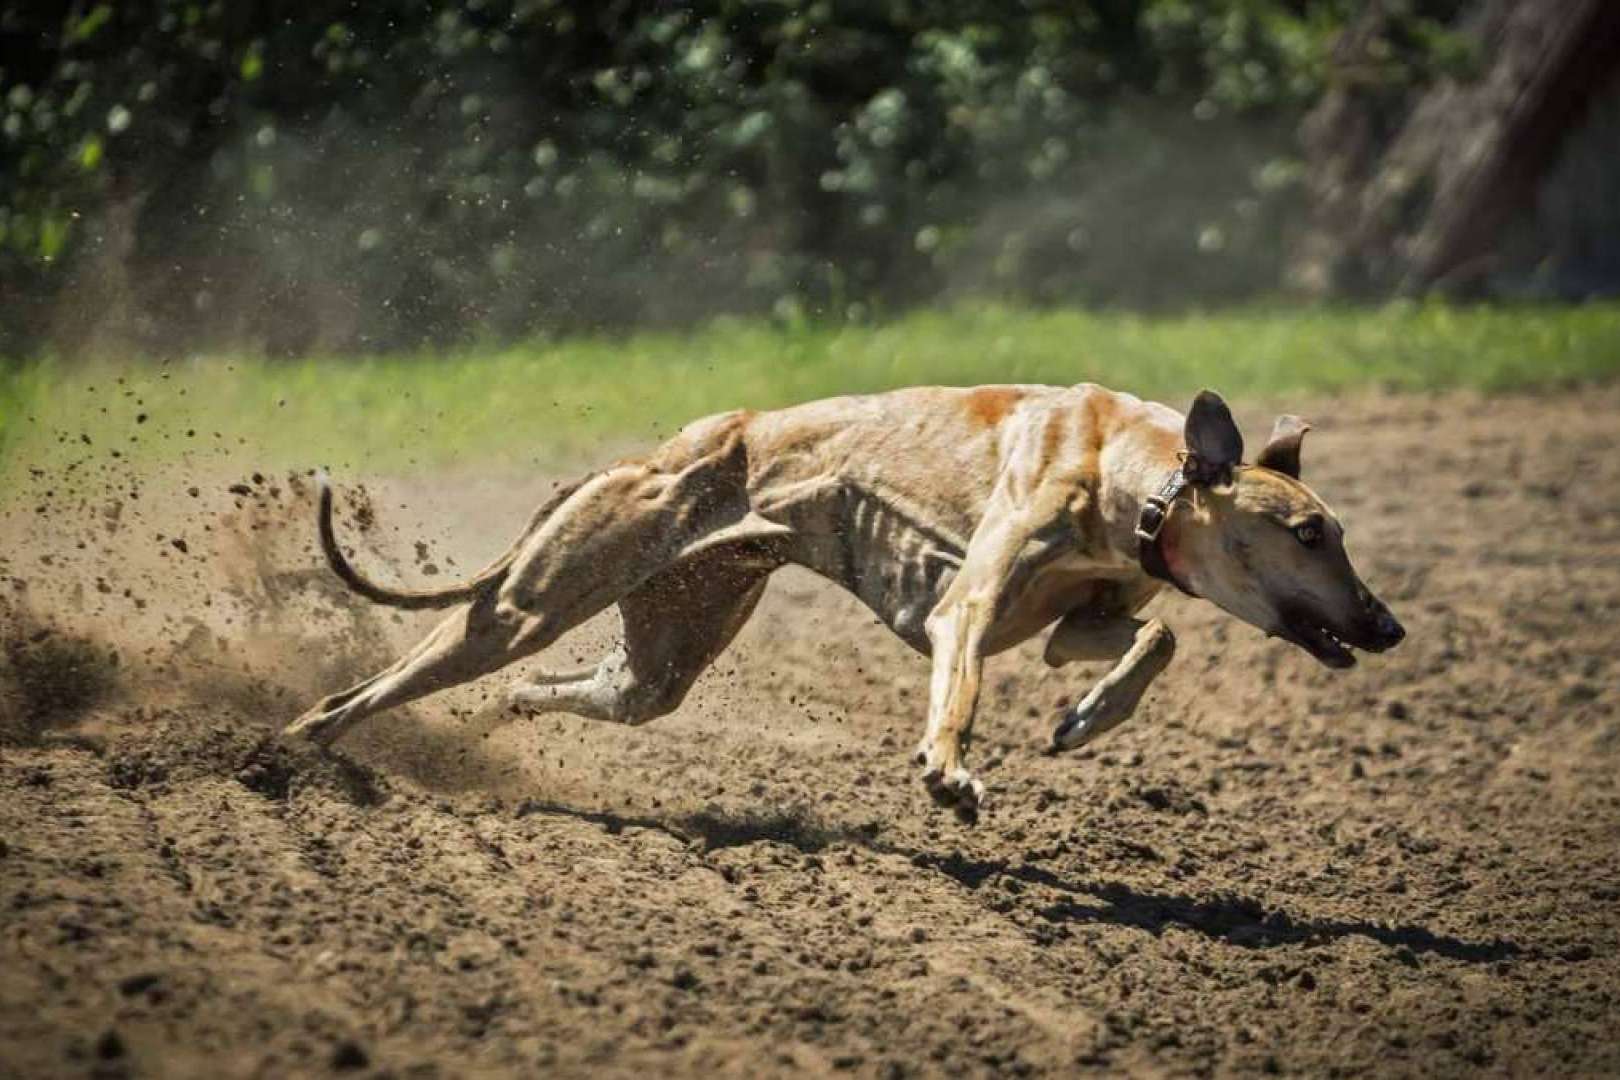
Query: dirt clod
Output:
[[330, 1040, 368, 1071], [95, 1030, 125, 1061], [116, 973, 162, 996]]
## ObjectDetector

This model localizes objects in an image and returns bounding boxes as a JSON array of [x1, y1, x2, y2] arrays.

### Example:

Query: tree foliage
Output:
[[0, 0, 1473, 355]]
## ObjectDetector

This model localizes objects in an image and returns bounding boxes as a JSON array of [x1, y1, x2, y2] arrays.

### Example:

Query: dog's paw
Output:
[[1048, 708, 1094, 753], [281, 710, 341, 749], [921, 765, 985, 823], [1049, 692, 1117, 753], [953, 791, 982, 825]]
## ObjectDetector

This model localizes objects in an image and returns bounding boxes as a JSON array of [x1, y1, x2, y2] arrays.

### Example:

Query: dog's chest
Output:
[[773, 477, 1134, 653], [983, 548, 1132, 654]]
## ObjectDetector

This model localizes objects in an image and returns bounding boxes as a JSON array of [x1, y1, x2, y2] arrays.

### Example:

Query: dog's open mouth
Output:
[[1276, 616, 1357, 669]]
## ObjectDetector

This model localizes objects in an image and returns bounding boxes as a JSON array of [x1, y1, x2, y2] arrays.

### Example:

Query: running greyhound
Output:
[[284, 385, 1405, 820]]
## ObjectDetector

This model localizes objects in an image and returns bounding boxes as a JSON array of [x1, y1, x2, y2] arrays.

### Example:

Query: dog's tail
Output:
[[314, 470, 585, 611]]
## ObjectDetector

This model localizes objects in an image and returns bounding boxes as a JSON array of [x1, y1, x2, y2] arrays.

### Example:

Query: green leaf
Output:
[[71, 5, 113, 43], [38, 213, 69, 261], [78, 135, 103, 170]]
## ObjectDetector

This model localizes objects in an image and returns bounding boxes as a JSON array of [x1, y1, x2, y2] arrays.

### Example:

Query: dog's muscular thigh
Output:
[[499, 413, 755, 620]]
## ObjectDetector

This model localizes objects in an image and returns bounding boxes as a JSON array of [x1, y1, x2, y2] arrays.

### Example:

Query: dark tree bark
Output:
[[1295, 0, 1620, 296]]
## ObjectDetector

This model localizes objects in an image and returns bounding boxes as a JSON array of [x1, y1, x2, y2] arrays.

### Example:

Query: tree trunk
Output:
[[1294, 0, 1620, 296]]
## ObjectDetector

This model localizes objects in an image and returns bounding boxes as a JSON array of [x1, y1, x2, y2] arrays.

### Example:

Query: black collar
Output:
[[1136, 467, 1197, 597]]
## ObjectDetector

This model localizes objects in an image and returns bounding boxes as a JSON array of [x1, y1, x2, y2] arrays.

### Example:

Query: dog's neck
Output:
[[1100, 438, 1198, 582]]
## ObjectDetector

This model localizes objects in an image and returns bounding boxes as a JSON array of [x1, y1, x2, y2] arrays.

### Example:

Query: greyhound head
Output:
[[1165, 391, 1405, 668]]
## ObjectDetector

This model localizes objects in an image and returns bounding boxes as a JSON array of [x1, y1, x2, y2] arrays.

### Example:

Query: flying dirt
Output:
[[2, 390, 1618, 1077]]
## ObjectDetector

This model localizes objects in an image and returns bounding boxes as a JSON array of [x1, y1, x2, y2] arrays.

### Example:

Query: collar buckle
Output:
[[1136, 467, 1196, 597], [1136, 468, 1188, 542], [1134, 496, 1171, 543]]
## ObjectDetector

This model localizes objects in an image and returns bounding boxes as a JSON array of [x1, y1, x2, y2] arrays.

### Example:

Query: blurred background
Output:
[[2, 0, 1617, 361]]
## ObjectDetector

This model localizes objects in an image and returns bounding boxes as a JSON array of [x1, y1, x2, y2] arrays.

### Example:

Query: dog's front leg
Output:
[[918, 599, 992, 818], [916, 516, 1031, 822], [1048, 618, 1176, 752]]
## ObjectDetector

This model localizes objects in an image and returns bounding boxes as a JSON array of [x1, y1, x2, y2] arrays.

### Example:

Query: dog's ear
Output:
[[1184, 390, 1243, 483], [1256, 414, 1310, 479]]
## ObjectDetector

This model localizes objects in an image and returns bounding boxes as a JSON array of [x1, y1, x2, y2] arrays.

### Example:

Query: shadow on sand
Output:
[[908, 849, 1522, 964], [510, 796, 878, 854], [497, 789, 1523, 967], [339, 708, 1522, 969]]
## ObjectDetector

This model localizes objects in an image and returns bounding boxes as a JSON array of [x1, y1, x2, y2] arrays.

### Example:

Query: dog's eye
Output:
[[1294, 521, 1323, 548]]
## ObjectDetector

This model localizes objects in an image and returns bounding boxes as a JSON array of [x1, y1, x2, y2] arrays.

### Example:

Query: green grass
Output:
[[3, 302, 1617, 478]]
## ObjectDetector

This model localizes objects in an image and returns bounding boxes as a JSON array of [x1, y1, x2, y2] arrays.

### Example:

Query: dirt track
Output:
[[3, 390, 1619, 1078]]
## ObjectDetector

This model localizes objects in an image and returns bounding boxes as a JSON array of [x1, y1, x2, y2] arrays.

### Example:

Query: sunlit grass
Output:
[[3, 301, 1617, 481]]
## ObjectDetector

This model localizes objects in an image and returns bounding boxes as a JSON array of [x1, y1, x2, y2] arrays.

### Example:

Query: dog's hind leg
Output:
[[1047, 616, 1176, 752], [282, 500, 737, 749], [286, 412, 780, 746], [284, 586, 562, 746], [508, 548, 772, 725]]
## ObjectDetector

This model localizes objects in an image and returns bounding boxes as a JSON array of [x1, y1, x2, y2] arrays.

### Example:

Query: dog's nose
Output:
[[1359, 588, 1405, 649], [1374, 608, 1405, 647]]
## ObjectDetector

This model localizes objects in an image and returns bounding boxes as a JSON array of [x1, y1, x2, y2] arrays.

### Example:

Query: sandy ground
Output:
[[2, 389, 1619, 1078]]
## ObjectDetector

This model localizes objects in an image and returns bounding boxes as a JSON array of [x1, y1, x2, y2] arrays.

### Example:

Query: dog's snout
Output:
[[1371, 604, 1405, 648], [1378, 611, 1405, 645], [1354, 585, 1405, 648]]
